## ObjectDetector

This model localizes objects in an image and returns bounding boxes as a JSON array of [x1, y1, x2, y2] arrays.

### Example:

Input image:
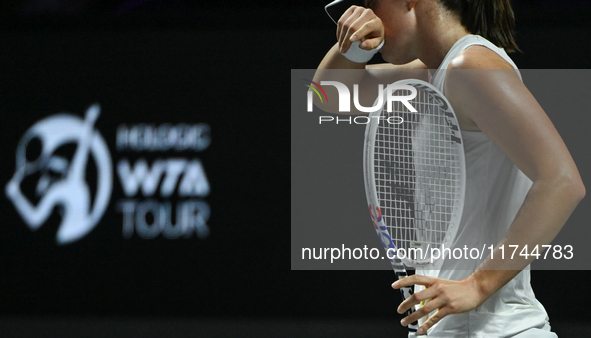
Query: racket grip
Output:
[[400, 286, 419, 332]]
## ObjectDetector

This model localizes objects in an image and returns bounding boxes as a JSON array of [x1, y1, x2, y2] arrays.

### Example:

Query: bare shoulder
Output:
[[445, 45, 522, 93], [448, 45, 514, 70], [444, 46, 522, 131]]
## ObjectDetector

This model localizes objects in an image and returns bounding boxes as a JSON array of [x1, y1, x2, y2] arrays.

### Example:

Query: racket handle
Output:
[[400, 286, 419, 332], [395, 270, 419, 332]]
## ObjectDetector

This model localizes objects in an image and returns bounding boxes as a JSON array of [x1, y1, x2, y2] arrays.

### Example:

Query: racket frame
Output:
[[363, 79, 466, 334]]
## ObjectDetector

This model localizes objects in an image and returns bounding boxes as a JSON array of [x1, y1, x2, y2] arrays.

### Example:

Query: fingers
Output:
[[392, 274, 435, 289], [394, 277, 480, 335], [351, 20, 383, 50], [391, 276, 443, 333], [336, 6, 384, 54], [397, 286, 452, 336], [335, 6, 356, 42], [396, 282, 437, 315], [337, 6, 364, 53], [416, 308, 453, 335], [399, 287, 443, 324]]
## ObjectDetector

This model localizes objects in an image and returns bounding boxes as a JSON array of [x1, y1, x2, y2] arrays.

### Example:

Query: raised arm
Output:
[[312, 5, 427, 114]]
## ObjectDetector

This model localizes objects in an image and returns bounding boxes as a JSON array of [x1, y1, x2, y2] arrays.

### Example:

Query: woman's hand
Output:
[[392, 274, 487, 335], [337, 6, 384, 54]]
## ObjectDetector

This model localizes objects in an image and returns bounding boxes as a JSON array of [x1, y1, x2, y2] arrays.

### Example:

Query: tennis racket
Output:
[[363, 79, 465, 334]]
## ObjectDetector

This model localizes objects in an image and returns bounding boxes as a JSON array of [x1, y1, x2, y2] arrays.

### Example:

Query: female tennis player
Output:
[[313, 0, 585, 336]]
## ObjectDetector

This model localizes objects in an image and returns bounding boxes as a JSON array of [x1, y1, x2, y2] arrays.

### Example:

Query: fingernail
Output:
[[397, 307, 403, 314], [391, 282, 398, 288], [350, 34, 356, 41], [417, 328, 425, 334], [400, 319, 406, 326]]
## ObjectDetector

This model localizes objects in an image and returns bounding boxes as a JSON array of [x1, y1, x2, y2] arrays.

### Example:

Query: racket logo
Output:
[[368, 204, 383, 227], [369, 204, 395, 250]]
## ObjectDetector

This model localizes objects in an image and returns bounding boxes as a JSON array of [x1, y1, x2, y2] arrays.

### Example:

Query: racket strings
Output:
[[374, 89, 461, 261]]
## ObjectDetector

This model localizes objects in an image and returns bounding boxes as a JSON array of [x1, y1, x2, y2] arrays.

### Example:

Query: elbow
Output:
[[573, 179, 586, 203], [558, 174, 586, 206], [536, 171, 586, 207]]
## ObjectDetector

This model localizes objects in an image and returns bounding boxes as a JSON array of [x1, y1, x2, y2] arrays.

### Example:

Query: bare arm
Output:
[[447, 52, 585, 291], [392, 49, 585, 335], [312, 6, 427, 114]]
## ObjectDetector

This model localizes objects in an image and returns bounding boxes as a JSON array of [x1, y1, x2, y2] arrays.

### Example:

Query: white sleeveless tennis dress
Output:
[[414, 35, 558, 338]]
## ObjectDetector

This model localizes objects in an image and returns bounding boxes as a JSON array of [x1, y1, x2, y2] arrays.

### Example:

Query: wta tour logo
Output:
[[5, 104, 211, 244], [5, 104, 113, 244]]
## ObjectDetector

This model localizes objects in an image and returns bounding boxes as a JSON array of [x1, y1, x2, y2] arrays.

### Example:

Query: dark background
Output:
[[1, 0, 590, 337]]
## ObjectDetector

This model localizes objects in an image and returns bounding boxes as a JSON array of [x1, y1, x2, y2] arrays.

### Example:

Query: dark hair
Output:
[[439, 0, 519, 53]]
